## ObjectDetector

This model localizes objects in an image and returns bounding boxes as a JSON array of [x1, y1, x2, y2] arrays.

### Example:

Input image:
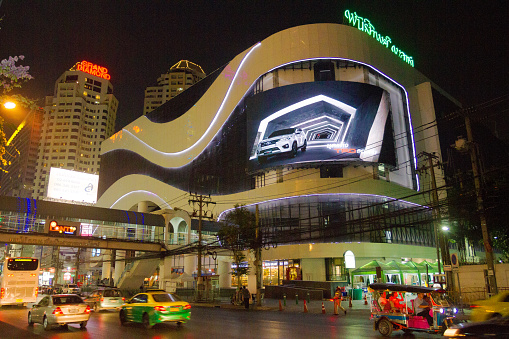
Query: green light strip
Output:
[[344, 10, 414, 67]]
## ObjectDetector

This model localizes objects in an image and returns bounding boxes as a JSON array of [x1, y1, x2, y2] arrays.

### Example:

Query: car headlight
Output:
[[453, 308, 458, 314], [440, 308, 444, 314], [443, 328, 462, 337], [282, 136, 292, 141]]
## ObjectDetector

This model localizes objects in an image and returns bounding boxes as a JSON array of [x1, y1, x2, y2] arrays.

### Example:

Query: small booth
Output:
[[350, 260, 400, 288], [415, 260, 439, 286], [386, 260, 420, 286]]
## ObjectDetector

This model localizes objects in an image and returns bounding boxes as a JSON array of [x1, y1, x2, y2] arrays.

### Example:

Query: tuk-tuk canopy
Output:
[[369, 283, 441, 294]]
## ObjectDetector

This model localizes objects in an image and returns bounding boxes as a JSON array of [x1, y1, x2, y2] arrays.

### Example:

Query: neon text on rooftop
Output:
[[76, 60, 111, 80]]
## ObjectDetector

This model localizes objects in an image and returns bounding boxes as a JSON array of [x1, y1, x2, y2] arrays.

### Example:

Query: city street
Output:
[[0, 301, 445, 339]]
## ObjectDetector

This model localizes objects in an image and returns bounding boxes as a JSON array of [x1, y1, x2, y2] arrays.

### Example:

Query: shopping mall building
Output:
[[96, 19, 464, 289]]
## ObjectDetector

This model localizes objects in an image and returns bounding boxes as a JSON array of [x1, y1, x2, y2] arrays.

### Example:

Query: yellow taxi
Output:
[[470, 291, 509, 322], [119, 291, 191, 329]]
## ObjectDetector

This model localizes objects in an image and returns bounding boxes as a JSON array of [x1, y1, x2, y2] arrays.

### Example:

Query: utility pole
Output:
[[75, 248, 81, 285], [188, 193, 216, 301], [418, 152, 452, 285], [464, 114, 498, 295], [52, 246, 60, 288]]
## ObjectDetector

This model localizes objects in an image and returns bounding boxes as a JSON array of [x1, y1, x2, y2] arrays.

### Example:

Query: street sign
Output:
[[451, 253, 459, 268], [443, 265, 452, 271]]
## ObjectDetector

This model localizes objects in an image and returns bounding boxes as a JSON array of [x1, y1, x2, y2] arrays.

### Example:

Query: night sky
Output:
[[1, 0, 507, 131]]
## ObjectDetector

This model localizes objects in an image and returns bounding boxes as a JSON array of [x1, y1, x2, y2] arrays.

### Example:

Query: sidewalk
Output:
[[191, 298, 372, 314]]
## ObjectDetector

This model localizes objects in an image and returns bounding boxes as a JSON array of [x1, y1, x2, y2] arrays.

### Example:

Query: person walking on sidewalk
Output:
[[242, 286, 251, 310]]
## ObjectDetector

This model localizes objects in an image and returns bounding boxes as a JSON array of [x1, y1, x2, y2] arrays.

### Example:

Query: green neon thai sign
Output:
[[344, 10, 414, 67]]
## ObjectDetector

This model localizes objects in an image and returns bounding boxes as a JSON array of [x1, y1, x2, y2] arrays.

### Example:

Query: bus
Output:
[[0, 257, 39, 306]]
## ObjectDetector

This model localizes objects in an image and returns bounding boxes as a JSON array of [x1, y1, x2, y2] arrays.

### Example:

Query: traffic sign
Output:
[[451, 253, 459, 268]]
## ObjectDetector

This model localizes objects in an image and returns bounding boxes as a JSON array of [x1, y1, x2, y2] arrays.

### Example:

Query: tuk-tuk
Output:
[[368, 283, 458, 336]]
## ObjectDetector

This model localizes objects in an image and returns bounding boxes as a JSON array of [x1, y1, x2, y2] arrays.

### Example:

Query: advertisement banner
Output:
[[246, 82, 396, 171]]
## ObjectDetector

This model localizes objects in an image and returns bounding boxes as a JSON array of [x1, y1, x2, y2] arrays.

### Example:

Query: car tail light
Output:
[[470, 304, 480, 308], [154, 306, 166, 311], [35, 287, 38, 297], [84, 305, 91, 314], [183, 304, 191, 310], [0, 288, 4, 299], [122, 297, 125, 301], [53, 307, 63, 315], [101, 298, 104, 302]]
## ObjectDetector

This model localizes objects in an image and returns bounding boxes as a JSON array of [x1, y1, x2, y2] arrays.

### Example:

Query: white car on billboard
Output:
[[257, 127, 307, 163]]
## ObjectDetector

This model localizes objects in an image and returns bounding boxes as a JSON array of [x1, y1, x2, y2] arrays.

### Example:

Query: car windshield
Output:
[[431, 292, 452, 306], [67, 284, 78, 288], [152, 293, 182, 302], [268, 128, 294, 138], [103, 289, 122, 297], [53, 296, 84, 305]]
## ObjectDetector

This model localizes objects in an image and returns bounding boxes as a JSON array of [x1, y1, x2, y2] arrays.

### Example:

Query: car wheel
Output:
[[177, 321, 182, 327], [43, 316, 50, 331], [490, 313, 502, 319], [60, 324, 68, 330], [378, 318, 393, 337], [301, 140, 307, 152], [143, 313, 153, 329], [291, 142, 297, 157], [28, 312, 34, 326], [94, 303, 99, 312], [80, 321, 87, 329], [119, 310, 127, 326]]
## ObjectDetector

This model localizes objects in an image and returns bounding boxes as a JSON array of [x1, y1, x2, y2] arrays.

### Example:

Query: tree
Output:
[[0, 55, 34, 173], [217, 204, 258, 290]]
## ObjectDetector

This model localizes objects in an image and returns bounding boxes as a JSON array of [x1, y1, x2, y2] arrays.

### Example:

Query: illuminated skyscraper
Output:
[[0, 107, 43, 198], [32, 61, 118, 200], [142, 60, 206, 115]]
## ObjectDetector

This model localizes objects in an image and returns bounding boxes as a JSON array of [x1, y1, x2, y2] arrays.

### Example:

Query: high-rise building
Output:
[[143, 60, 206, 115], [32, 60, 118, 200], [0, 107, 43, 198]]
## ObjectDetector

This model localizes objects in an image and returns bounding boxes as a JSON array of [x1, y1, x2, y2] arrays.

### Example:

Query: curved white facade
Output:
[[96, 23, 460, 281]]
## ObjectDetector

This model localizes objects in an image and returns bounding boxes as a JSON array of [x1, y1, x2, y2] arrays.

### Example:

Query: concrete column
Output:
[[138, 201, 149, 213], [247, 259, 256, 292], [218, 259, 232, 288], [158, 256, 173, 291], [184, 255, 195, 276], [102, 253, 111, 280], [113, 251, 126, 287]]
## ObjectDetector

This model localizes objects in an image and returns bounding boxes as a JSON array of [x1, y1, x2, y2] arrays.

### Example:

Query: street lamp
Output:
[[442, 226, 449, 231], [3, 101, 16, 109]]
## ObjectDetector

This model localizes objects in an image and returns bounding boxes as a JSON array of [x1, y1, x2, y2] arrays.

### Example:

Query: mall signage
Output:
[[344, 10, 414, 67], [76, 60, 111, 80]]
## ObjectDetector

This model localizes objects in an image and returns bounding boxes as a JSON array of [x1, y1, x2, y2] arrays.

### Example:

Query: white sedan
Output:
[[28, 294, 91, 330]]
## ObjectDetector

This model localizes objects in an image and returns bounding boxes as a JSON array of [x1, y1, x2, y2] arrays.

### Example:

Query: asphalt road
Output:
[[0, 304, 446, 339]]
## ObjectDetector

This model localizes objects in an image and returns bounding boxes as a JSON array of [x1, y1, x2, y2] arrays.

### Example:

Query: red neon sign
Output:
[[76, 60, 111, 80]]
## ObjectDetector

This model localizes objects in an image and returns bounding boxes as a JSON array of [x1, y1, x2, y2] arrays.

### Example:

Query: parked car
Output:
[[28, 294, 91, 330], [444, 316, 509, 337], [62, 284, 81, 294], [470, 291, 509, 322], [257, 127, 307, 163], [119, 291, 191, 329], [84, 288, 125, 312]]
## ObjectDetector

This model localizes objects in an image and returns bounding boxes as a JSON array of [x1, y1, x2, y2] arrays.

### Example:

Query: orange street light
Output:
[[3, 101, 16, 109]]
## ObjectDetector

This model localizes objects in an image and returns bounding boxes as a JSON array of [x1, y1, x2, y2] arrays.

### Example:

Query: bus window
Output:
[[7, 258, 39, 271]]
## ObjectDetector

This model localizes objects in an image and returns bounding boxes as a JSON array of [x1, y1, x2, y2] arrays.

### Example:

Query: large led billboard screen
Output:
[[47, 167, 99, 204], [246, 82, 396, 171]]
